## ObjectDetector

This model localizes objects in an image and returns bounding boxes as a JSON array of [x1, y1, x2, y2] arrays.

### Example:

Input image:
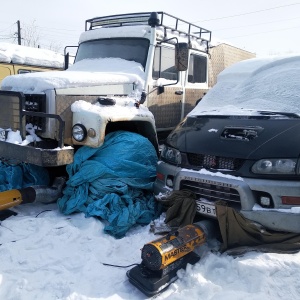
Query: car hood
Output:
[[167, 115, 300, 159]]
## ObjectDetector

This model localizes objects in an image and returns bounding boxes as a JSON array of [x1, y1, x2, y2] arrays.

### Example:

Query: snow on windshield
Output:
[[0, 42, 64, 68], [190, 54, 300, 116], [1, 58, 145, 94]]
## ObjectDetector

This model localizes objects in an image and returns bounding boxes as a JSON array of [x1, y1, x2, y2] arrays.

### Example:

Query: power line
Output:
[[213, 16, 300, 31], [224, 24, 300, 39], [0, 23, 16, 33], [195, 2, 300, 23]]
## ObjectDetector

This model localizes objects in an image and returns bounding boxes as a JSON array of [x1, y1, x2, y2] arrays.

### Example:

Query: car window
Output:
[[188, 54, 207, 83]]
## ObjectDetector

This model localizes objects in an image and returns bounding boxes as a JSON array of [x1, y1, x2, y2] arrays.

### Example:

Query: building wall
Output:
[[208, 44, 256, 87]]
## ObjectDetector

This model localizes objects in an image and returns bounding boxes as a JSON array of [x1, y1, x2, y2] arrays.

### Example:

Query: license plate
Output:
[[196, 200, 216, 217]]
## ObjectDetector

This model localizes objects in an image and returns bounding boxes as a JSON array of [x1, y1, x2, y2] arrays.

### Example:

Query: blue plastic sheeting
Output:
[[58, 131, 160, 238], [0, 162, 49, 192]]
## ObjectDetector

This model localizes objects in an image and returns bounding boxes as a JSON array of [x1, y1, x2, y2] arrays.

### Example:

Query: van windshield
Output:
[[75, 38, 149, 69]]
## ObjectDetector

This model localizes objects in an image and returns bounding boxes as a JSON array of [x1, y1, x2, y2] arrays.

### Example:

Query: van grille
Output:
[[180, 180, 241, 205], [187, 153, 244, 171]]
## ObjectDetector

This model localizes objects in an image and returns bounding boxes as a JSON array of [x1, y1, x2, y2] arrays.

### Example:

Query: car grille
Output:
[[180, 179, 241, 205], [187, 153, 244, 171], [24, 94, 46, 132]]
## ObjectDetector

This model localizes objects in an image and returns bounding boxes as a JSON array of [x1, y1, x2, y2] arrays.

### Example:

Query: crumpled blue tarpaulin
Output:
[[0, 161, 49, 192], [57, 131, 160, 238]]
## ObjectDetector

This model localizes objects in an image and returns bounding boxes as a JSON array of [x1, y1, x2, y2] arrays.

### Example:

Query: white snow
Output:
[[1, 202, 300, 299], [1, 58, 145, 94], [0, 42, 64, 69], [182, 168, 244, 181], [79, 26, 151, 43], [71, 99, 154, 120], [190, 54, 300, 116]]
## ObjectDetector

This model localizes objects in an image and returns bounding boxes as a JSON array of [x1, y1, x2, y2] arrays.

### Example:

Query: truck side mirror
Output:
[[175, 43, 189, 71], [64, 53, 69, 70]]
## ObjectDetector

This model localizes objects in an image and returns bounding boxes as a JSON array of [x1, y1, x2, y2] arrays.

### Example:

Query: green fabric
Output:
[[164, 190, 197, 228], [216, 201, 300, 253]]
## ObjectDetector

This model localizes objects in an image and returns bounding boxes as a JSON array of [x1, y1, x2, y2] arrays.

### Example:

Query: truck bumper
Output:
[[0, 141, 74, 167], [154, 161, 300, 233]]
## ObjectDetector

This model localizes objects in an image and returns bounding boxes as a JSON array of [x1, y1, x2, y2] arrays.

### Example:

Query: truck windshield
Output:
[[75, 38, 149, 69]]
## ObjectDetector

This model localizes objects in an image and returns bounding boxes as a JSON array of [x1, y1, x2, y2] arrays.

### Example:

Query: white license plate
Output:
[[196, 200, 216, 217]]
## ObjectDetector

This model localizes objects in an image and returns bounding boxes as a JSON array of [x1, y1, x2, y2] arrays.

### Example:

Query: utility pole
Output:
[[17, 20, 21, 45]]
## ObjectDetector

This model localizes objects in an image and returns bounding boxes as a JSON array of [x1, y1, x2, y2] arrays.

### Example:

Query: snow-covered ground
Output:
[[1, 202, 300, 300]]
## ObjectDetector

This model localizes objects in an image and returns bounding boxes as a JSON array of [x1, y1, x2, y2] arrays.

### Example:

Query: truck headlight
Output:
[[252, 158, 296, 174], [160, 145, 182, 165], [72, 124, 87, 142]]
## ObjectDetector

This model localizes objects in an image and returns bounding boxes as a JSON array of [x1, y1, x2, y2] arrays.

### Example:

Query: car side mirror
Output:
[[175, 43, 189, 71]]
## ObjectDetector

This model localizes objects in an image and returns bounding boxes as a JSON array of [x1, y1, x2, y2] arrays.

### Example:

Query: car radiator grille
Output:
[[24, 94, 46, 132], [187, 153, 244, 171], [180, 179, 241, 205]]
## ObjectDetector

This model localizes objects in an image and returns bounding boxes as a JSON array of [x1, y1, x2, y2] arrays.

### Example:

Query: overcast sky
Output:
[[0, 0, 299, 56]]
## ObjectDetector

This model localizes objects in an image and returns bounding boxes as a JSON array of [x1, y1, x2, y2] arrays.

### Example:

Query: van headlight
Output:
[[160, 145, 182, 165], [72, 124, 87, 142], [252, 158, 297, 174]]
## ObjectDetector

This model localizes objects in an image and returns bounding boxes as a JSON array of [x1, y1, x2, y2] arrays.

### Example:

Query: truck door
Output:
[[147, 44, 184, 131], [182, 52, 209, 118]]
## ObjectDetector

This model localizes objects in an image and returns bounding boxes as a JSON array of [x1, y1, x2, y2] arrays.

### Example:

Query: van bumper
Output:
[[154, 161, 300, 233]]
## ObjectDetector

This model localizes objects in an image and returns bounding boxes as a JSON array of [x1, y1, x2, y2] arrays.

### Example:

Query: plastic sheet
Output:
[[58, 131, 160, 238], [0, 161, 49, 192]]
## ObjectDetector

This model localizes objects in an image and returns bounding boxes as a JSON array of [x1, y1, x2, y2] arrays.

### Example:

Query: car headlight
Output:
[[252, 158, 297, 174], [160, 145, 182, 165], [72, 124, 87, 142]]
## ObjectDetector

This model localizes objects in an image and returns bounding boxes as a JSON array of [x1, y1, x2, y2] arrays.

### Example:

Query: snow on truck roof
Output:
[[191, 54, 300, 116], [0, 42, 64, 68]]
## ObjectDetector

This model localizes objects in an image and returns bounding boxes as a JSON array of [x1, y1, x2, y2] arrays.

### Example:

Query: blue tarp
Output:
[[58, 131, 161, 238], [0, 161, 49, 192]]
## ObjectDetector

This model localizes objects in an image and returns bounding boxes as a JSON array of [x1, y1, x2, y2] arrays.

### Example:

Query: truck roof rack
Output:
[[85, 12, 211, 52]]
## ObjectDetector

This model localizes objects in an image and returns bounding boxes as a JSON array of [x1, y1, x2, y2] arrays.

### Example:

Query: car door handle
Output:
[[175, 90, 183, 95]]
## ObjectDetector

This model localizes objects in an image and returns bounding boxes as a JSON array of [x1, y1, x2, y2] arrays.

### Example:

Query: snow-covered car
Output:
[[154, 54, 300, 233]]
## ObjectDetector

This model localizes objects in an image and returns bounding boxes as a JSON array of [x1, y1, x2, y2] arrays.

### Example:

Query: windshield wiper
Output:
[[257, 111, 300, 118]]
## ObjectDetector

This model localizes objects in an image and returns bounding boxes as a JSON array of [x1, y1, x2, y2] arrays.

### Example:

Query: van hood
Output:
[[1, 58, 145, 94], [167, 114, 300, 159]]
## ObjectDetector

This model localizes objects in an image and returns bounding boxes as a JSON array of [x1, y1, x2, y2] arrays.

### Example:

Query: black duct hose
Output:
[[21, 177, 66, 204]]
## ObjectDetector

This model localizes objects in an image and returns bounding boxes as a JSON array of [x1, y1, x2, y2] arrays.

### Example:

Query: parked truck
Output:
[[0, 12, 254, 175]]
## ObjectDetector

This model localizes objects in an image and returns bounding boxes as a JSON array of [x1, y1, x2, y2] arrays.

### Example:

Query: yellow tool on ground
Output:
[[127, 220, 218, 297], [0, 188, 31, 210], [0, 177, 65, 211], [141, 224, 205, 271]]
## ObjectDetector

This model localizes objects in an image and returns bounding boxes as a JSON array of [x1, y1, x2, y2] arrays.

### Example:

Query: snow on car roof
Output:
[[0, 42, 64, 68], [190, 54, 300, 116]]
